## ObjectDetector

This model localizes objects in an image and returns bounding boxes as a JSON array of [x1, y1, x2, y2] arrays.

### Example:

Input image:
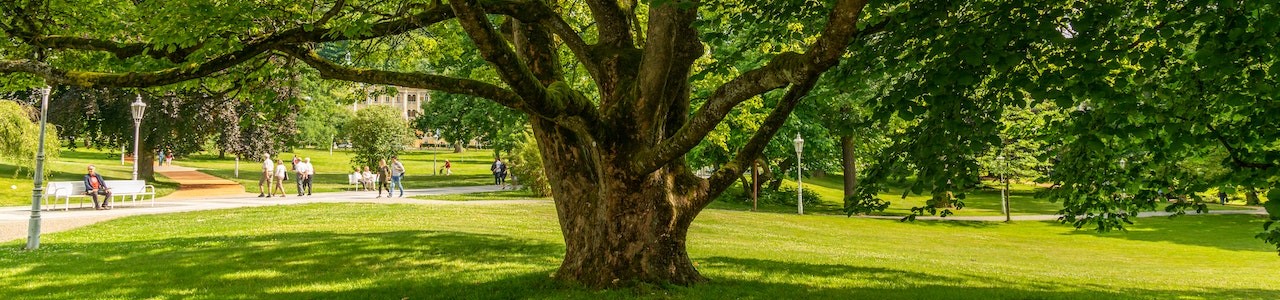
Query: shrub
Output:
[[342, 106, 412, 168], [509, 134, 551, 197]]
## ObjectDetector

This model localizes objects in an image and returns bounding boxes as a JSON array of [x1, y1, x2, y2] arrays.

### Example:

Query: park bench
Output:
[[42, 180, 156, 211], [105, 180, 157, 207], [347, 173, 379, 191]]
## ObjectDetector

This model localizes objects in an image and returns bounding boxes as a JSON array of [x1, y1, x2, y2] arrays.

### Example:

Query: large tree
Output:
[[0, 0, 877, 287], [3, 0, 1278, 287]]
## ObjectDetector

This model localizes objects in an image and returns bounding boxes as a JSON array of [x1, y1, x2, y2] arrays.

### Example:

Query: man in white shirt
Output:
[[258, 153, 273, 197], [297, 157, 314, 196]]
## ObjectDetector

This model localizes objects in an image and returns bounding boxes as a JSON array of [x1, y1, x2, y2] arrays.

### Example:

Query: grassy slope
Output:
[[728, 174, 1255, 217], [176, 148, 498, 194], [1, 203, 1276, 299], [0, 148, 179, 207]]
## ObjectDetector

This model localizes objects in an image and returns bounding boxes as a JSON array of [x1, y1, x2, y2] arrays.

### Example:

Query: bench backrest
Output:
[[104, 180, 148, 194], [45, 181, 85, 197]]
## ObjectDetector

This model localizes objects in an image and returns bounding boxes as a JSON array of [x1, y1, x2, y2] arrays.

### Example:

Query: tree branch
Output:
[[635, 0, 880, 174], [631, 0, 702, 144], [0, 35, 284, 87], [0, 1, 483, 86], [27, 36, 200, 63], [1172, 115, 1278, 170], [535, 2, 602, 84], [697, 77, 820, 209], [450, 0, 600, 135], [451, 0, 547, 102], [9, 1, 482, 64], [584, 0, 635, 47], [312, 0, 347, 27], [277, 44, 526, 111]]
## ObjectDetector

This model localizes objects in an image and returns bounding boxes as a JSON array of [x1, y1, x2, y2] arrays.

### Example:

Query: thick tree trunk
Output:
[[1247, 189, 1261, 205], [453, 142, 465, 153], [532, 120, 705, 288], [932, 191, 953, 208], [840, 135, 858, 201], [137, 145, 156, 182]]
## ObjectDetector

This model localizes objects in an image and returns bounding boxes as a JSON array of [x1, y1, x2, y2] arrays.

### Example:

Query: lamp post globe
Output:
[[130, 95, 147, 180], [793, 133, 804, 215]]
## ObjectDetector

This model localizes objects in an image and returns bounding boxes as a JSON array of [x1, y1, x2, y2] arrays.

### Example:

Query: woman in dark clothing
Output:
[[376, 159, 392, 198]]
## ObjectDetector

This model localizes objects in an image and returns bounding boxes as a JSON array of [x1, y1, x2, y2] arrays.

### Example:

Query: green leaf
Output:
[[1266, 189, 1280, 219]]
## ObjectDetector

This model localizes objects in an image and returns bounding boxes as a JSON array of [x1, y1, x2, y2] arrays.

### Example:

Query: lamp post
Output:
[[997, 155, 1010, 222], [793, 133, 804, 215], [131, 94, 147, 180], [26, 86, 51, 250]]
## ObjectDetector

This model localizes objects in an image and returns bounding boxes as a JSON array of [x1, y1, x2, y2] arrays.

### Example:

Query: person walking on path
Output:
[[296, 157, 314, 196], [390, 156, 406, 197], [270, 159, 288, 198], [83, 165, 113, 210], [1218, 191, 1229, 205], [376, 159, 392, 198], [258, 153, 274, 197], [490, 158, 506, 187], [443, 159, 453, 175]]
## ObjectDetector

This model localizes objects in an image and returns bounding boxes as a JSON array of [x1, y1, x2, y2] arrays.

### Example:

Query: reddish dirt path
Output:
[[154, 165, 248, 199]]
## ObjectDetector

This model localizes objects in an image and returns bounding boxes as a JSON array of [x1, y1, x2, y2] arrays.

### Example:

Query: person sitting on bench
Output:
[[83, 165, 113, 210]]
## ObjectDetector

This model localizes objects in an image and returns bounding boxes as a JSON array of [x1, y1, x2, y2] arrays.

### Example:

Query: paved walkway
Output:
[[0, 184, 523, 243]]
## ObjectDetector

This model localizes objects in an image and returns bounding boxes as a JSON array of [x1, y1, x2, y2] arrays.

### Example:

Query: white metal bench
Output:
[[347, 174, 379, 190], [43, 181, 87, 211], [105, 180, 157, 207], [42, 180, 155, 211], [347, 173, 361, 190]]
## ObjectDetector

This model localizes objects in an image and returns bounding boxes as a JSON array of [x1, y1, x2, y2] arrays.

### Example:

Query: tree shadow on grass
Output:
[[1, 230, 569, 299], [1058, 215, 1275, 253], [4, 229, 1276, 299], [689, 257, 1279, 300]]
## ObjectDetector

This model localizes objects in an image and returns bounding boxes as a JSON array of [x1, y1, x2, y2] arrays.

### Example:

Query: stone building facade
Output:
[[350, 86, 430, 120]]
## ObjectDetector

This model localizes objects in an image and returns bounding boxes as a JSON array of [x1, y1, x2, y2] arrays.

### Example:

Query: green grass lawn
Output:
[[176, 148, 500, 194], [0, 148, 179, 207], [1, 203, 1276, 299], [722, 174, 1256, 217], [414, 190, 551, 201]]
